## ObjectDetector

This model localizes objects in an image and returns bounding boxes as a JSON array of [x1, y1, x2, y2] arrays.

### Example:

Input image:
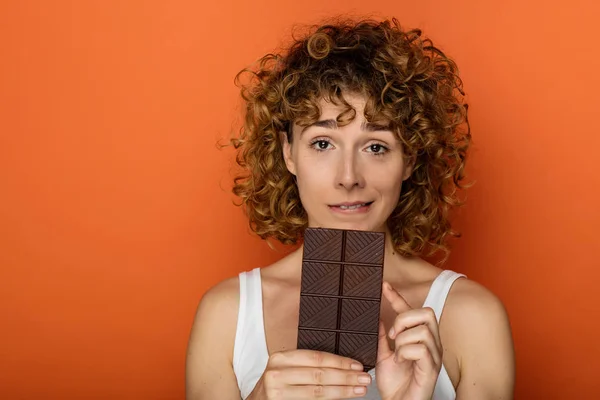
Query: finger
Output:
[[268, 349, 363, 371], [376, 319, 394, 363], [272, 366, 372, 386], [283, 384, 368, 399], [393, 324, 442, 366], [395, 343, 436, 374], [382, 281, 411, 315], [388, 307, 441, 352]]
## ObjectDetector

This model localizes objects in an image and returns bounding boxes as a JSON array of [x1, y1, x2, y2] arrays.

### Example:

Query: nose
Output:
[[335, 150, 365, 190]]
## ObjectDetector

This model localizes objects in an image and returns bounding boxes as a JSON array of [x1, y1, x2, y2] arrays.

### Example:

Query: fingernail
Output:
[[354, 386, 366, 394], [388, 327, 395, 338], [358, 375, 371, 384], [351, 362, 363, 371]]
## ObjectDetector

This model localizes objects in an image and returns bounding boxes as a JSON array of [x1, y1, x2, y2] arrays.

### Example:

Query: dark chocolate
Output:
[[297, 228, 385, 371]]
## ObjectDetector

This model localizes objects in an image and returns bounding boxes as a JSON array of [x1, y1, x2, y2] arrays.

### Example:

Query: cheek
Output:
[[371, 167, 404, 202], [294, 159, 336, 213], [296, 164, 329, 198], [375, 177, 403, 197], [295, 155, 332, 184]]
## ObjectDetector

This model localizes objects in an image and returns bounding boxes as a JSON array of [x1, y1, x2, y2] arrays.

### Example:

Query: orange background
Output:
[[1, 1, 599, 399]]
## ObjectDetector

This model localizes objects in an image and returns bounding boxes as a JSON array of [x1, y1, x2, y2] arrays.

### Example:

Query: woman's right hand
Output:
[[248, 349, 372, 399]]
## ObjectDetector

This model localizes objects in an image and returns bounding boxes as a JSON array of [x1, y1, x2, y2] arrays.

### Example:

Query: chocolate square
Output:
[[298, 296, 339, 329], [297, 330, 337, 354], [300, 262, 340, 295], [340, 299, 380, 333], [303, 228, 344, 262], [344, 230, 385, 264], [342, 265, 383, 298], [338, 333, 378, 368]]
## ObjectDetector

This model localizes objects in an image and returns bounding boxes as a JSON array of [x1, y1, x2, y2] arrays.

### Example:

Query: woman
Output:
[[186, 18, 515, 400]]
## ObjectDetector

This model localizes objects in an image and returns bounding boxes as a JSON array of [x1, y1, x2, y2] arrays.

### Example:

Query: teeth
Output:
[[339, 203, 366, 210]]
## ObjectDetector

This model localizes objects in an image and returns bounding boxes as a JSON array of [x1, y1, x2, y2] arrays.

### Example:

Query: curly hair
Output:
[[231, 17, 471, 260]]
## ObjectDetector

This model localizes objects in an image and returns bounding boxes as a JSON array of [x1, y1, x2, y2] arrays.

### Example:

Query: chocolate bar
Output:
[[297, 227, 385, 371]]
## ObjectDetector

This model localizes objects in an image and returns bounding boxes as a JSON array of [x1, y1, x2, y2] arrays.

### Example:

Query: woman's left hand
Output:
[[375, 281, 443, 400]]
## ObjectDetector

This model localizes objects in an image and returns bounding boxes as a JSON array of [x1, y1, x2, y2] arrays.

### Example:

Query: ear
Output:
[[402, 154, 415, 181], [280, 131, 297, 176]]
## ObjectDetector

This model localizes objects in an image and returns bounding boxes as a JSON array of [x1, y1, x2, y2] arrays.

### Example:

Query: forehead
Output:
[[288, 90, 398, 138], [291, 92, 370, 131], [317, 93, 368, 117]]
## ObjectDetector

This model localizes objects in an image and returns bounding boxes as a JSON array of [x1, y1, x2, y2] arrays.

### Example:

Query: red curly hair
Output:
[[231, 17, 471, 260]]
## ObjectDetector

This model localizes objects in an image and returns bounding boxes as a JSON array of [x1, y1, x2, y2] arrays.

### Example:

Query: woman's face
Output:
[[282, 93, 412, 232]]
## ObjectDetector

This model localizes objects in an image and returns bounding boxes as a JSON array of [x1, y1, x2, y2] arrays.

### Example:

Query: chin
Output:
[[310, 220, 386, 233]]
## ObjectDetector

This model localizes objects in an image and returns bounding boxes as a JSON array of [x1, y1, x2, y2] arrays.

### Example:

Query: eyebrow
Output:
[[300, 119, 391, 133]]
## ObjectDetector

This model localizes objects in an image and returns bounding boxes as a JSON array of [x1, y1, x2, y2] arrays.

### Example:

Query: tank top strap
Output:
[[232, 271, 247, 389], [233, 268, 268, 399], [422, 270, 466, 322]]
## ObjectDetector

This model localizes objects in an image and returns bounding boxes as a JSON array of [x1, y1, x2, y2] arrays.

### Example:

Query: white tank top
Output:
[[233, 268, 465, 400]]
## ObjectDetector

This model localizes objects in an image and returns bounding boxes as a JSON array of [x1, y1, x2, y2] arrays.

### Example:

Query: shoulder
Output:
[[197, 274, 241, 318], [185, 274, 243, 399], [190, 274, 242, 354], [444, 276, 511, 334], [187, 274, 241, 361], [443, 275, 515, 397]]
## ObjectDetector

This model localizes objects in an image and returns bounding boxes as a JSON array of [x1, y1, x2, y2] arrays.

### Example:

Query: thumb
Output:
[[376, 319, 393, 363]]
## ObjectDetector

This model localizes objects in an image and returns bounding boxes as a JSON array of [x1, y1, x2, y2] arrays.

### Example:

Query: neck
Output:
[[381, 226, 417, 283]]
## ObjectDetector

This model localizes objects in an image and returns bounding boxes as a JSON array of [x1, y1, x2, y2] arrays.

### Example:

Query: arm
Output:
[[447, 280, 515, 399], [185, 277, 242, 400]]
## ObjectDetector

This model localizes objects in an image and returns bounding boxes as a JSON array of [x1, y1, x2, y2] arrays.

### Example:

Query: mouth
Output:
[[328, 201, 374, 213]]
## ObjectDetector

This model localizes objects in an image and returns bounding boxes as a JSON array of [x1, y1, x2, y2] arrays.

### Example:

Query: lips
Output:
[[328, 201, 374, 213], [338, 202, 370, 210]]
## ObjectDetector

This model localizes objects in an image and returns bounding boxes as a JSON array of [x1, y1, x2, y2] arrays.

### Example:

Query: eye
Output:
[[310, 139, 334, 151], [366, 143, 388, 155]]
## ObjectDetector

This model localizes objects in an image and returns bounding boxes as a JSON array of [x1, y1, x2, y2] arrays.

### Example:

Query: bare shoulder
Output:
[[197, 275, 241, 318], [445, 277, 510, 325], [185, 275, 242, 400], [443, 277, 515, 399], [191, 275, 241, 348]]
